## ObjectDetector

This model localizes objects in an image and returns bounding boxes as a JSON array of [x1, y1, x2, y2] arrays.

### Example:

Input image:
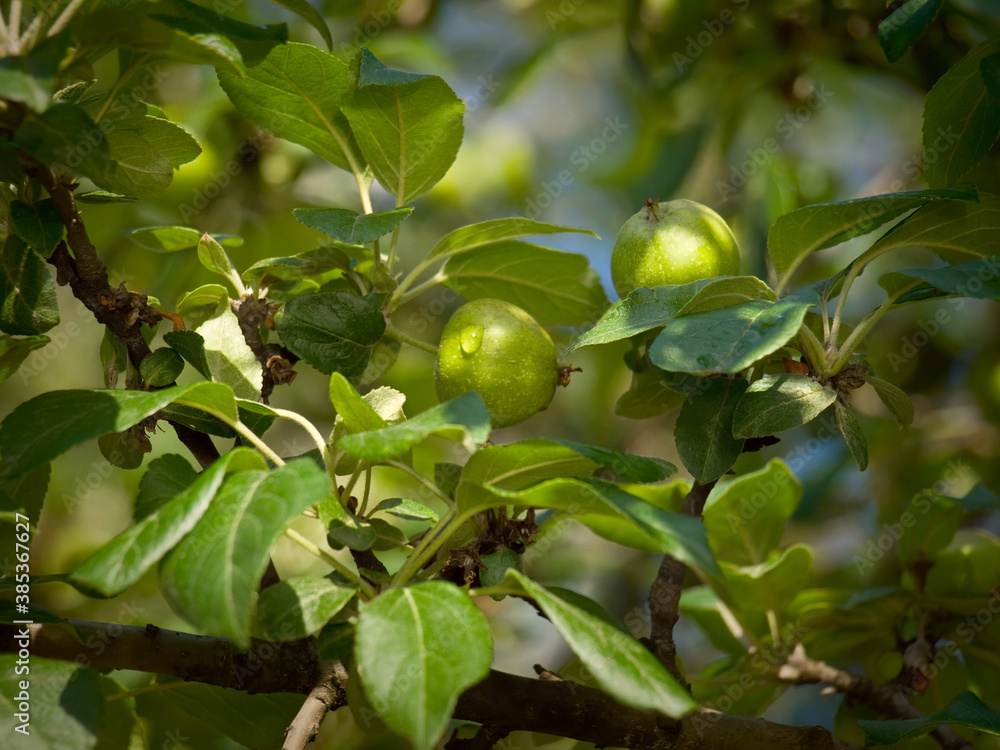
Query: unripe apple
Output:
[[925, 529, 1000, 598], [435, 299, 558, 429], [610, 198, 740, 298]]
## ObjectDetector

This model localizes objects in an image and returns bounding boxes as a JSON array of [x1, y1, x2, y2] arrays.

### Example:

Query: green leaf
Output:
[[75, 191, 139, 204], [702, 459, 802, 566], [766, 186, 978, 290], [504, 570, 696, 716], [374, 497, 439, 522], [732, 373, 837, 438], [135, 680, 304, 750], [294, 206, 413, 245], [135, 453, 198, 521], [163, 330, 211, 378], [93, 130, 173, 199], [459, 477, 718, 575], [76, 9, 247, 73], [0, 34, 62, 112], [0, 382, 237, 478], [139, 116, 202, 168], [0, 235, 60, 335], [679, 586, 747, 654], [614, 368, 687, 419], [275, 291, 386, 376], [0, 463, 50, 526], [197, 307, 262, 399], [253, 576, 354, 641], [867, 375, 914, 428], [575, 276, 777, 356], [140, 347, 184, 387], [884, 257, 1000, 301], [0, 657, 102, 749], [720, 544, 814, 625], [197, 233, 243, 291], [544, 438, 675, 483], [175, 284, 229, 327], [69, 448, 265, 597], [648, 291, 818, 375], [983, 52, 1000, 104], [877, 0, 943, 63], [328, 372, 400, 432], [10, 199, 64, 255], [266, 0, 333, 48], [98, 429, 146, 471], [13, 103, 112, 183], [342, 49, 464, 204], [319, 495, 377, 550], [241, 246, 355, 294], [460, 439, 600, 489], [161, 459, 331, 648], [860, 691, 1000, 745], [154, 0, 287, 66], [674, 379, 748, 484], [124, 226, 242, 253], [339, 392, 491, 460], [427, 217, 598, 264], [923, 35, 1000, 187], [953, 483, 1000, 511], [0, 334, 49, 384], [835, 402, 868, 470], [355, 582, 492, 750], [217, 42, 361, 171], [866, 192, 1000, 263], [440, 241, 610, 326]]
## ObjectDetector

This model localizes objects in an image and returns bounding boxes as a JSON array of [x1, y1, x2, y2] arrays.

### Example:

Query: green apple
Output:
[[435, 299, 558, 429], [610, 198, 740, 298], [925, 529, 1000, 598]]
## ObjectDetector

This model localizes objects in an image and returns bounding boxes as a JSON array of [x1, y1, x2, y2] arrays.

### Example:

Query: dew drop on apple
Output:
[[460, 325, 484, 355]]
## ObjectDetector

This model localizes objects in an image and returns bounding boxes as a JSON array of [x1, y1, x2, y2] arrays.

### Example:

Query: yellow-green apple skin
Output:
[[435, 299, 558, 429], [610, 199, 740, 298]]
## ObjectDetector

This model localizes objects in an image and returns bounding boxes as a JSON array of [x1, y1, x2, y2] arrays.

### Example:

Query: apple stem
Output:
[[644, 197, 660, 222]]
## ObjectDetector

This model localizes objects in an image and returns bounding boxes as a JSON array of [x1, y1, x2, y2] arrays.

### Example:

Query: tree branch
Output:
[[647, 479, 717, 686], [27, 162, 220, 469], [1, 619, 856, 750], [778, 644, 974, 750], [283, 661, 348, 750]]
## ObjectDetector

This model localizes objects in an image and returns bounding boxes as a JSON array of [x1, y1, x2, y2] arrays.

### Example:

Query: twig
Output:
[[1, 619, 856, 750], [778, 644, 974, 750], [283, 661, 348, 750], [646, 479, 716, 687], [232, 295, 298, 403]]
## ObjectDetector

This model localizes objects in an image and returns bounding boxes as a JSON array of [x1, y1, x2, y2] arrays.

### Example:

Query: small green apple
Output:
[[610, 198, 740, 298], [435, 299, 558, 429], [925, 529, 1000, 598]]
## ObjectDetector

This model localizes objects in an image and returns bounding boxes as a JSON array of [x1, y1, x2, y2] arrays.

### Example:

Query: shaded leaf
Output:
[[923, 35, 1000, 187], [860, 691, 1000, 745], [732, 373, 837, 438], [835, 402, 868, 470], [877, 0, 943, 63], [674, 379, 747, 484], [0, 235, 59, 336], [275, 291, 385, 376], [253, 576, 354, 640]]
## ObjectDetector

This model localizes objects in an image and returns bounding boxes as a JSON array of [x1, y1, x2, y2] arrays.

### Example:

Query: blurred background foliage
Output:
[[5, 0, 1000, 746]]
